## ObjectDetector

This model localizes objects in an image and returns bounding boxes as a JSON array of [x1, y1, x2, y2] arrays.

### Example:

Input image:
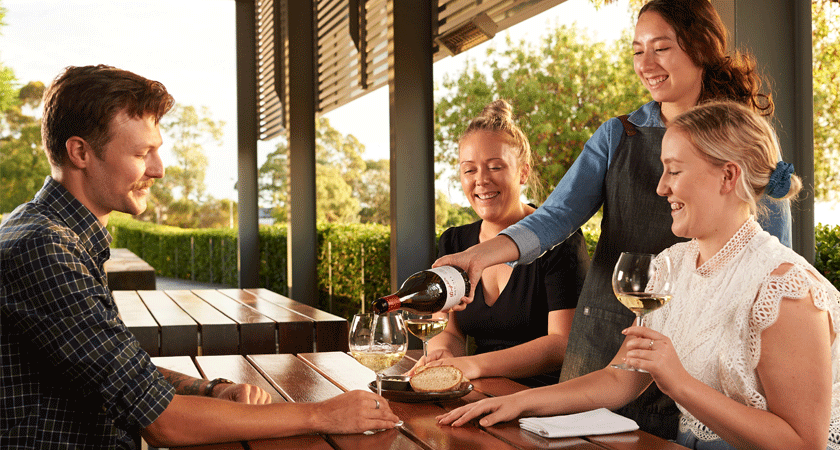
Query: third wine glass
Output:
[[610, 252, 674, 371]]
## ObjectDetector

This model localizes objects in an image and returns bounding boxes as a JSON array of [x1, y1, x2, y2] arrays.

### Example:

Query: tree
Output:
[[434, 23, 647, 204], [1, 81, 49, 213], [0, 1, 17, 113], [140, 104, 226, 227], [813, 0, 840, 201], [435, 190, 479, 229], [259, 117, 371, 224], [356, 158, 390, 225], [159, 104, 223, 203]]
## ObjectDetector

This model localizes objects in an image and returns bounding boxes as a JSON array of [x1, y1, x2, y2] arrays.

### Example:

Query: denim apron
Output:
[[558, 115, 687, 439]]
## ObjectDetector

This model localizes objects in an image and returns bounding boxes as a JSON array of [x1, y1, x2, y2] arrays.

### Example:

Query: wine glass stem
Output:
[[375, 372, 383, 396], [422, 339, 428, 358], [634, 314, 642, 328]]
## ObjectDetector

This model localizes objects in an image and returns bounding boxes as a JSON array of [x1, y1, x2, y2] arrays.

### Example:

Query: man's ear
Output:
[[721, 162, 741, 194], [65, 137, 92, 169]]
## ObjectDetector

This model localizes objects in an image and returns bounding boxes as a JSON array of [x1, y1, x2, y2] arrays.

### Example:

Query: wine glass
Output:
[[403, 312, 448, 359], [610, 252, 674, 371], [349, 313, 408, 396]]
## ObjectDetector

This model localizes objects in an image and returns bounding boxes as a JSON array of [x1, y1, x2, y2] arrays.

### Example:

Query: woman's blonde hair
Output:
[[460, 99, 544, 200], [670, 100, 801, 217]]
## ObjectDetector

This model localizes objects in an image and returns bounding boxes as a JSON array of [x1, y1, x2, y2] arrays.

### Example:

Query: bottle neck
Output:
[[380, 294, 401, 313]]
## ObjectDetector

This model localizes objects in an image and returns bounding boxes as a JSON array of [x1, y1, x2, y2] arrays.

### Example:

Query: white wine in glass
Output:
[[349, 313, 408, 396], [404, 313, 448, 358], [610, 252, 673, 371]]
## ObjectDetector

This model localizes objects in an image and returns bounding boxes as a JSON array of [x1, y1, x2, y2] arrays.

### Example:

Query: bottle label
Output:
[[427, 266, 466, 310], [382, 295, 401, 313]]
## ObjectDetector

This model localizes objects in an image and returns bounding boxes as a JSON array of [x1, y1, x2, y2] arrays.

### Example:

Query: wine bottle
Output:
[[371, 266, 471, 314]]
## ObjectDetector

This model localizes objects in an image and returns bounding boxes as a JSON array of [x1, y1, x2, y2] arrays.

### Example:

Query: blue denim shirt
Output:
[[502, 101, 792, 264]]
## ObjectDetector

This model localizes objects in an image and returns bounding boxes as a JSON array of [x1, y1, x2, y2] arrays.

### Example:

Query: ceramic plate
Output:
[[368, 375, 473, 403]]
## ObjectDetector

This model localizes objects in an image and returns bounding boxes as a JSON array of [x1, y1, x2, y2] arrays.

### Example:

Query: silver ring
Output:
[[374, 399, 380, 410], [648, 339, 654, 350]]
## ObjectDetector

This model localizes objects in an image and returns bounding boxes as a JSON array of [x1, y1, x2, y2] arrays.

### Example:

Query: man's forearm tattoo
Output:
[[158, 368, 205, 395]]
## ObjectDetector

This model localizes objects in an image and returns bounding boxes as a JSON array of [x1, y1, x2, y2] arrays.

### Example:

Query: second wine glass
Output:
[[610, 252, 674, 371]]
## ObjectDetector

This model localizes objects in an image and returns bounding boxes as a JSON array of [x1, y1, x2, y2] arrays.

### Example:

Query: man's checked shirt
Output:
[[1, 177, 174, 449]]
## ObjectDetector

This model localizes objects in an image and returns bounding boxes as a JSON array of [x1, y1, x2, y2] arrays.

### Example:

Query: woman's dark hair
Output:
[[41, 64, 175, 166], [639, 0, 774, 116]]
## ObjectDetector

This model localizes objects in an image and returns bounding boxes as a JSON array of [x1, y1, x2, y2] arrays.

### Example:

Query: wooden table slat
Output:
[[105, 248, 155, 290], [247, 354, 422, 450], [216, 290, 314, 353], [194, 355, 337, 450], [587, 431, 688, 450], [146, 357, 248, 450], [162, 442, 245, 450], [151, 356, 202, 378], [192, 290, 277, 354], [164, 290, 239, 355], [114, 290, 159, 356], [244, 288, 350, 352], [247, 353, 344, 403], [194, 355, 287, 404], [138, 291, 199, 356]]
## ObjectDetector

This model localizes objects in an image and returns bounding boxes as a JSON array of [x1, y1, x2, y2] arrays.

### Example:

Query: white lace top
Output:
[[643, 218, 840, 447]]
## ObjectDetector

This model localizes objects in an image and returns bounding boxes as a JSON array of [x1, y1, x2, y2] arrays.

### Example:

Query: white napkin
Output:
[[519, 408, 638, 438]]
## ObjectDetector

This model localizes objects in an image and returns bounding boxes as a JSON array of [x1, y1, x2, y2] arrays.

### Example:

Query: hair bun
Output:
[[480, 99, 514, 123]]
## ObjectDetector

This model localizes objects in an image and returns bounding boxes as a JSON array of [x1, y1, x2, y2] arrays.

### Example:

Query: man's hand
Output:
[[212, 382, 271, 405]]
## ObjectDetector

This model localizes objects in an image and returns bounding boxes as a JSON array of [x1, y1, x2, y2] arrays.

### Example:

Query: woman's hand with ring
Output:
[[621, 325, 689, 397]]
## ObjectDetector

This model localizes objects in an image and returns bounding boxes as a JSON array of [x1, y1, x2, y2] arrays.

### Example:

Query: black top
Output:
[[437, 219, 590, 386]]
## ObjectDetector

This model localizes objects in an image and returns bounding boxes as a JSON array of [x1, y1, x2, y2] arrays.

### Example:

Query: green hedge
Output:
[[106, 215, 840, 321], [815, 223, 840, 289]]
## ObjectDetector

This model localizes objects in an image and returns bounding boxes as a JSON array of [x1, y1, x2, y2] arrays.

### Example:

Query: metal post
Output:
[[287, 0, 319, 305], [733, 0, 814, 262], [235, 0, 261, 287], [388, 0, 436, 290]]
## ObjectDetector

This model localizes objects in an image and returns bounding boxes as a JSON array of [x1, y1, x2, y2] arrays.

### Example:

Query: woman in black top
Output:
[[409, 100, 590, 387]]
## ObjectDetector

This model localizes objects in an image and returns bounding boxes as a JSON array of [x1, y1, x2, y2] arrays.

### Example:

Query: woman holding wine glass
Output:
[[438, 100, 840, 450], [408, 99, 590, 387]]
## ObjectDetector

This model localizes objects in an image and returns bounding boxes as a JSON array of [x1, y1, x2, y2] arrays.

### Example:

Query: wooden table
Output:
[[105, 248, 156, 290], [148, 350, 688, 450], [114, 288, 348, 357]]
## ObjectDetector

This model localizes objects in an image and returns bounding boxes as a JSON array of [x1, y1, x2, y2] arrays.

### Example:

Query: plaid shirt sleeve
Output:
[[3, 223, 174, 431]]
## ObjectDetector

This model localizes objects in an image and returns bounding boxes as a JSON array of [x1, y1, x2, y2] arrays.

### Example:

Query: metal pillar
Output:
[[235, 0, 260, 287], [287, 0, 319, 305], [733, 0, 815, 262], [388, 0, 436, 290]]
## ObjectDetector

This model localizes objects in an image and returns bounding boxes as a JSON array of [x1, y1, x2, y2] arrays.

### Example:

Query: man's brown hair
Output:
[[41, 64, 174, 166]]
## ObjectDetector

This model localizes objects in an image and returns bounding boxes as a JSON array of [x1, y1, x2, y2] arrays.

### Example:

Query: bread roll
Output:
[[409, 365, 465, 392]]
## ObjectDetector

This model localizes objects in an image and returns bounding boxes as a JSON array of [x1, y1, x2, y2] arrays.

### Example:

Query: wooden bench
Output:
[[115, 288, 349, 357], [105, 248, 156, 290]]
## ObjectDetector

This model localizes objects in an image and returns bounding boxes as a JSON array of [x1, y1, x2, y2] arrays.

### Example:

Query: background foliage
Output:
[[434, 24, 647, 204], [107, 215, 840, 321], [813, 0, 840, 201]]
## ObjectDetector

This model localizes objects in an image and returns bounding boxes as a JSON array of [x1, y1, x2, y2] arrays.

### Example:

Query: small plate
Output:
[[368, 375, 473, 403]]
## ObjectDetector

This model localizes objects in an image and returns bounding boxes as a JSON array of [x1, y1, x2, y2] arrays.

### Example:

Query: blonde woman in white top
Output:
[[437, 100, 840, 450]]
